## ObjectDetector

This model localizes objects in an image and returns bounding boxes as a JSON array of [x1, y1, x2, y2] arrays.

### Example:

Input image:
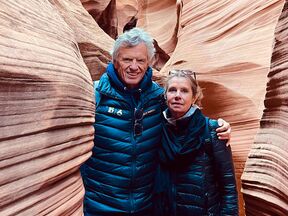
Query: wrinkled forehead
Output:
[[117, 43, 148, 58]]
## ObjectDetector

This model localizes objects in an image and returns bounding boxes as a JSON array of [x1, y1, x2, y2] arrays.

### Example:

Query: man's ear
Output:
[[113, 59, 119, 70]]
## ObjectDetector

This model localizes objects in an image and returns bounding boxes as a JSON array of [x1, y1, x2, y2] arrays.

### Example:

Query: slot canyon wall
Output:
[[241, 0, 288, 215], [0, 0, 99, 215], [0, 0, 287, 215]]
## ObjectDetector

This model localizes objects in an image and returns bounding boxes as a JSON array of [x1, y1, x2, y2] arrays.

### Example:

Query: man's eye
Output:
[[123, 58, 132, 62]]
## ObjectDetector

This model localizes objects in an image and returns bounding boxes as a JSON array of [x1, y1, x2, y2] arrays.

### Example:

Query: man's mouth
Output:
[[127, 72, 139, 77]]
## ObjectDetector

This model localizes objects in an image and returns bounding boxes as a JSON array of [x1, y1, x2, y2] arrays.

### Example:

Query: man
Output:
[[81, 28, 231, 216]]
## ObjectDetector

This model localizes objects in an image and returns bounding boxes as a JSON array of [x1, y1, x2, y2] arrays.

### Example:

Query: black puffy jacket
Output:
[[156, 108, 238, 216]]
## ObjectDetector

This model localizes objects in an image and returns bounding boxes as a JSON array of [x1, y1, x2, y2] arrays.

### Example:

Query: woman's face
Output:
[[166, 77, 196, 119]]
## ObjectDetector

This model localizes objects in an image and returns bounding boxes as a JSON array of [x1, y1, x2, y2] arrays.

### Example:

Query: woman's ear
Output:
[[192, 96, 197, 104]]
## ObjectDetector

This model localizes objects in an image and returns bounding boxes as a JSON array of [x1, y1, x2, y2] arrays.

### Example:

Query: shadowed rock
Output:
[[81, 0, 118, 39], [123, 16, 138, 32]]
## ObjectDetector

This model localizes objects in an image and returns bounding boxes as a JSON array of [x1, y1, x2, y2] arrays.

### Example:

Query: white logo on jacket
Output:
[[108, 107, 123, 116], [108, 107, 115, 113]]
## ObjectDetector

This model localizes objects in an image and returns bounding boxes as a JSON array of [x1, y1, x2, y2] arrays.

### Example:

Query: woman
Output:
[[155, 69, 238, 216]]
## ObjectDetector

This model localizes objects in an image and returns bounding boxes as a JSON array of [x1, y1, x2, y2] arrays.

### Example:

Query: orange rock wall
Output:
[[1, 0, 287, 215], [152, 1, 285, 215], [0, 0, 97, 215], [241, 1, 288, 215]]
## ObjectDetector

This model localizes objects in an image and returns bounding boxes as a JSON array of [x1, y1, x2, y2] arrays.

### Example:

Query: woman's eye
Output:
[[168, 88, 177, 93], [181, 89, 189, 93]]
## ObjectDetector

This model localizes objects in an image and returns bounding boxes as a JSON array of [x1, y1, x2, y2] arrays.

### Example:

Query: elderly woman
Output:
[[155, 69, 238, 216]]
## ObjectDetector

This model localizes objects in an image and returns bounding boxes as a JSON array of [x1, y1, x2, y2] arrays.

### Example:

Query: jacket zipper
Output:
[[129, 122, 138, 213], [129, 101, 137, 213]]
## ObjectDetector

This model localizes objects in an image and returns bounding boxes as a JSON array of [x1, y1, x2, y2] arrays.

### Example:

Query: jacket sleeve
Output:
[[209, 119, 239, 215]]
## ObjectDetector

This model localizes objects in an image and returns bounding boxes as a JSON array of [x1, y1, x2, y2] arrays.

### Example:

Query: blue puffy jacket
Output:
[[81, 63, 164, 215]]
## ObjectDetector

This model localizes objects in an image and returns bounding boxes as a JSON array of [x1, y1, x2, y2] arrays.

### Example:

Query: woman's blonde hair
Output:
[[164, 69, 203, 107]]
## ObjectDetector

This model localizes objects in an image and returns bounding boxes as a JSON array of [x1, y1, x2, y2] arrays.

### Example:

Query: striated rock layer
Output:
[[53, 0, 114, 80], [155, 1, 284, 215], [1, 0, 287, 215], [241, 0, 288, 215], [0, 0, 95, 215]]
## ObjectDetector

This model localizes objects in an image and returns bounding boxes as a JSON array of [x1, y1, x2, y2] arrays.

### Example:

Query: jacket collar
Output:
[[163, 105, 200, 126]]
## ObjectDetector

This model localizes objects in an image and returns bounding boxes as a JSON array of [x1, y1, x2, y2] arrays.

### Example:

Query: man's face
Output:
[[114, 43, 149, 89]]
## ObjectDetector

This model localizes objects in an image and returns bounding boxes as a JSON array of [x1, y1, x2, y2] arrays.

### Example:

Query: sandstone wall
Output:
[[153, 1, 285, 215], [1, 0, 287, 215], [0, 0, 97, 215], [241, 1, 288, 215]]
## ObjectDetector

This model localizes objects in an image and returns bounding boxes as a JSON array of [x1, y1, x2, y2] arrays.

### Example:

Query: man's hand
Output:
[[216, 118, 231, 146]]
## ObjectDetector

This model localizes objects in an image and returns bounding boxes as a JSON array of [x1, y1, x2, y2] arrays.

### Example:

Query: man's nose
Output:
[[129, 59, 138, 70]]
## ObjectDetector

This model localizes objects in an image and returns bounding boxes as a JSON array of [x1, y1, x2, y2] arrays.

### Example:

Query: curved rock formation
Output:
[[241, 0, 288, 215], [80, 0, 118, 39], [1, 0, 287, 215], [53, 0, 114, 80], [0, 0, 95, 215]]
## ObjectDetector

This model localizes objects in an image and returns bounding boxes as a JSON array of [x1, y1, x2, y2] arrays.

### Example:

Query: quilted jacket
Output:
[[81, 63, 164, 215], [156, 108, 238, 216]]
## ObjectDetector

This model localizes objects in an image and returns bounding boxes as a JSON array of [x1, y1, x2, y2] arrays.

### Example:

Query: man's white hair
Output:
[[111, 28, 155, 63]]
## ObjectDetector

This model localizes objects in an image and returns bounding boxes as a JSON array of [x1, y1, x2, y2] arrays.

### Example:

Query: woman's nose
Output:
[[175, 91, 181, 97]]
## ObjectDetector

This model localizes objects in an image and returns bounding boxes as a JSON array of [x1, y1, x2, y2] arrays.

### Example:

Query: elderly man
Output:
[[81, 28, 231, 216]]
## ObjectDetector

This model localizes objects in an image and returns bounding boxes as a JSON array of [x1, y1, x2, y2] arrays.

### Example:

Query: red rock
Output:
[[0, 0, 287, 215]]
